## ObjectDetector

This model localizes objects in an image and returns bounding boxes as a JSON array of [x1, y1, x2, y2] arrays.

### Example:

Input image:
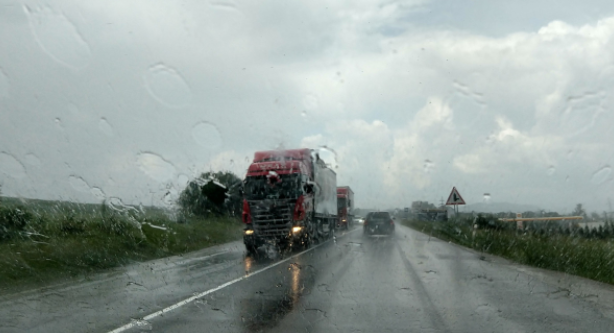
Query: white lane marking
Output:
[[107, 228, 358, 333]]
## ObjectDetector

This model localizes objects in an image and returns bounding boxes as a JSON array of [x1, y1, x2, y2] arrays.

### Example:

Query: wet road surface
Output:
[[2, 225, 614, 332]]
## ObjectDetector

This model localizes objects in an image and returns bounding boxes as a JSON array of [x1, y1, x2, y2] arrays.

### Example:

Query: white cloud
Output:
[[3, 0, 614, 212]]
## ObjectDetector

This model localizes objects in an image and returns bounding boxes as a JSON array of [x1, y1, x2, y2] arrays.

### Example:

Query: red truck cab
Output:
[[242, 149, 337, 253], [337, 186, 354, 229]]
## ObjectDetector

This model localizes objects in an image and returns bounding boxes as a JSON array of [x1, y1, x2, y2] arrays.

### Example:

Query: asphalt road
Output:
[[3, 225, 614, 332]]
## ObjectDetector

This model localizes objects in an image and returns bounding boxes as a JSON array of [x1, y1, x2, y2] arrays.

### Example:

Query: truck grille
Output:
[[249, 200, 294, 237]]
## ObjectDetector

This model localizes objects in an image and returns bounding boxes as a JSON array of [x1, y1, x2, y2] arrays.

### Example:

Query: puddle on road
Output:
[[238, 258, 318, 331]]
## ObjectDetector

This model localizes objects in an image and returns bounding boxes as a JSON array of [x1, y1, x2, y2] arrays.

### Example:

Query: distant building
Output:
[[411, 201, 436, 212]]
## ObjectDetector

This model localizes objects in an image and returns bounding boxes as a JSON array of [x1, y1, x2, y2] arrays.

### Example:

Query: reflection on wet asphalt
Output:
[[3, 226, 614, 332]]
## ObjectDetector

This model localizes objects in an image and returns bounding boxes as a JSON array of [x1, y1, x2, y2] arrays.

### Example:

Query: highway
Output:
[[2, 225, 614, 332]]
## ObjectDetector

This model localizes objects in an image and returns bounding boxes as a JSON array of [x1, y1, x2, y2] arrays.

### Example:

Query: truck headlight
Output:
[[244, 229, 254, 235], [292, 226, 302, 233]]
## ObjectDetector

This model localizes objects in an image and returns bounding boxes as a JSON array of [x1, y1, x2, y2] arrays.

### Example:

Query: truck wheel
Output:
[[278, 241, 291, 253], [303, 235, 312, 249], [311, 221, 321, 244], [246, 244, 258, 255]]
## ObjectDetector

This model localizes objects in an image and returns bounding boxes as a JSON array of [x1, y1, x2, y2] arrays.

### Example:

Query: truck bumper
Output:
[[243, 227, 305, 248]]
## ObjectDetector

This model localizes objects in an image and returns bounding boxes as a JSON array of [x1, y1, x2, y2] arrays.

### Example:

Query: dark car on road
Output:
[[363, 212, 395, 235]]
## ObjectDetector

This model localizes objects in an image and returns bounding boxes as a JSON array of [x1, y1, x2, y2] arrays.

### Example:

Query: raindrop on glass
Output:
[[559, 93, 603, 137], [54, 117, 63, 130], [191, 121, 222, 149], [483, 193, 491, 202], [301, 110, 307, 117], [131, 318, 152, 331], [423, 159, 434, 173], [144, 63, 192, 108], [108, 197, 136, 213], [546, 166, 556, 176], [591, 166, 612, 185], [24, 153, 41, 167], [68, 175, 90, 193], [24, 5, 91, 69], [315, 146, 338, 169], [0, 68, 9, 99], [0, 152, 27, 179], [176, 174, 189, 188], [90, 187, 106, 200], [98, 118, 114, 137], [137, 152, 177, 182]]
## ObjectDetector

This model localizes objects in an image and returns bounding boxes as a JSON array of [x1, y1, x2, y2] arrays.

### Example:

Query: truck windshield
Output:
[[337, 197, 347, 210], [243, 173, 303, 200]]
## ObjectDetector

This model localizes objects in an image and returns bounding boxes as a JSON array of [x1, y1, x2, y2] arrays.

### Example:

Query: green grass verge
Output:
[[0, 198, 243, 293], [403, 219, 614, 285]]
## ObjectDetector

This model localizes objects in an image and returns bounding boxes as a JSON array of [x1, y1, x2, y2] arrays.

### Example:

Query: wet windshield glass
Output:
[[244, 174, 302, 200], [4, 1, 614, 332]]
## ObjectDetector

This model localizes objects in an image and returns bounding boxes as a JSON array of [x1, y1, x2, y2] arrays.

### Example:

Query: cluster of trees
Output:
[[410, 201, 441, 212], [177, 171, 243, 219]]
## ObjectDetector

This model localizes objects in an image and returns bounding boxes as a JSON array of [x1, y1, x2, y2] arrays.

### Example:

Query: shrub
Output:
[[0, 206, 32, 240]]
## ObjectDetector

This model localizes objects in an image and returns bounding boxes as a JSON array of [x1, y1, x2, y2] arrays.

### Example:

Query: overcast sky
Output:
[[2, 0, 614, 213]]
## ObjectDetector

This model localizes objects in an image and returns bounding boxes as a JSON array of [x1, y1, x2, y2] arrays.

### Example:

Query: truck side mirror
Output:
[[304, 183, 314, 194]]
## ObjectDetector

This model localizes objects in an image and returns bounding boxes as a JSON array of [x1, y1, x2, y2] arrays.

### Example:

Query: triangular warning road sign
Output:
[[446, 187, 466, 205]]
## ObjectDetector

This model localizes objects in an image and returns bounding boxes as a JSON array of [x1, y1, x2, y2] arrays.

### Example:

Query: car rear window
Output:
[[370, 212, 390, 219]]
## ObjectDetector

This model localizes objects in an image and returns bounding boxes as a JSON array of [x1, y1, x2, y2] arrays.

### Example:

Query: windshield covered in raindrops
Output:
[[3, 1, 614, 333]]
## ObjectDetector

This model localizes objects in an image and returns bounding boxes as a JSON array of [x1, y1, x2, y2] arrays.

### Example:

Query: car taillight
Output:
[[242, 199, 251, 224], [294, 195, 306, 221]]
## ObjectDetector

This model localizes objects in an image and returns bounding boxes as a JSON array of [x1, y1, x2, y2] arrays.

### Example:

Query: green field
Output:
[[0, 197, 243, 293], [403, 218, 614, 285]]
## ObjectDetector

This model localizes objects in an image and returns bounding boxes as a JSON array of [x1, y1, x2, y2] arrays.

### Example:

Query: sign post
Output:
[[445, 187, 466, 218]]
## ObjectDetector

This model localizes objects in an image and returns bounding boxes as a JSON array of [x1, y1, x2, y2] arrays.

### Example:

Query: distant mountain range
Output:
[[459, 202, 541, 213]]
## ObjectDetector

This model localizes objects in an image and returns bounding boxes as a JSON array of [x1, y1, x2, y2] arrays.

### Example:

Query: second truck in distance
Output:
[[337, 186, 354, 229]]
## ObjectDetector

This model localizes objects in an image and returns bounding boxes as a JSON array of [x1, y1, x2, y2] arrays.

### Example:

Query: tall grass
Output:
[[404, 219, 614, 285], [0, 197, 242, 292]]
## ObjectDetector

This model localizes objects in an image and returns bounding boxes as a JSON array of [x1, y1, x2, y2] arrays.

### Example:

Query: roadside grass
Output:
[[403, 219, 614, 285], [0, 197, 242, 293]]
